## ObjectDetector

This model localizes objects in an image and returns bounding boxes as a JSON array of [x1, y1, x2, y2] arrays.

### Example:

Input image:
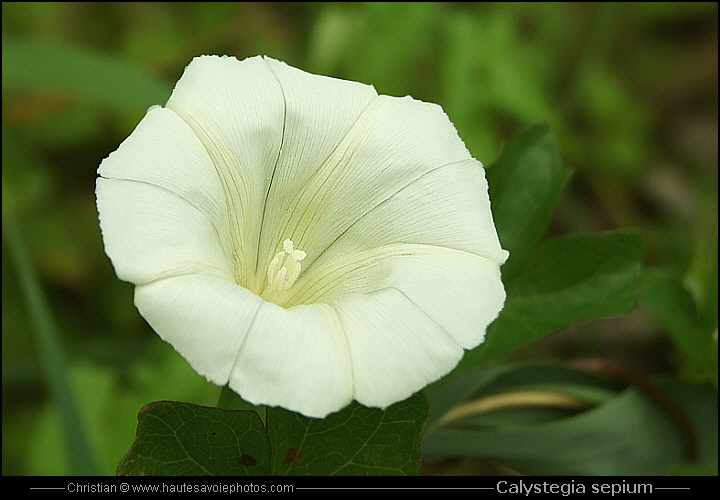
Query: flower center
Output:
[[267, 238, 307, 291]]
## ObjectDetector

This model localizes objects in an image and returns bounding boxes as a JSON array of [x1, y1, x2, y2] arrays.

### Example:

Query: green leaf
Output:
[[486, 122, 572, 274], [2, 38, 171, 115], [424, 388, 682, 475], [458, 230, 642, 371], [117, 402, 270, 476], [427, 362, 624, 429], [640, 268, 700, 335], [639, 268, 718, 387], [424, 363, 711, 475], [267, 392, 429, 476], [656, 377, 718, 472], [117, 393, 429, 476]]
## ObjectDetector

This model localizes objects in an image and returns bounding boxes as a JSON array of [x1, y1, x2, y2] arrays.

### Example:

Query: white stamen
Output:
[[267, 238, 307, 291]]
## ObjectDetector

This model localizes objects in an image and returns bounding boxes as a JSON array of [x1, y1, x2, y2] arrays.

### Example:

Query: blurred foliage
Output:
[[424, 363, 716, 475], [2, 2, 717, 475]]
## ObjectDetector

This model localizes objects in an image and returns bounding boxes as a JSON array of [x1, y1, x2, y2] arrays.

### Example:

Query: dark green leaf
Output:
[[486, 122, 572, 275], [267, 392, 429, 475], [424, 364, 711, 475], [116, 401, 270, 476], [458, 230, 642, 371]]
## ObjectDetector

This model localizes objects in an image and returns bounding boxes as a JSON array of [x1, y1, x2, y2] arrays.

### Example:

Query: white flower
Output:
[[96, 55, 508, 418]]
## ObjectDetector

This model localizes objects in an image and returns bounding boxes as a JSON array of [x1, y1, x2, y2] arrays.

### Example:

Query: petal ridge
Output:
[[96, 176, 227, 257], [254, 57, 288, 277], [302, 158, 473, 273]]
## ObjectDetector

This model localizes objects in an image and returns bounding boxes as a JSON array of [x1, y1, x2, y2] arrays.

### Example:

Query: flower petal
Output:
[[163, 55, 283, 284], [228, 303, 353, 418], [335, 288, 464, 408], [252, 58, 378, 273], [298, 159, 508, 288], [97, 54, 510, 419], [134, 274, 264, 385], [96, 106, 233, 284], [270, 93, 502, 274], [98, 107, 226, 224], [97, 179, 233, 285], [164, 55, 377, 289], [295, 244, 506, 349]]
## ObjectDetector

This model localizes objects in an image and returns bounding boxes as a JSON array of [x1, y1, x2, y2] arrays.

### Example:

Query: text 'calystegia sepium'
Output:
[[96, 55, 509, 418]]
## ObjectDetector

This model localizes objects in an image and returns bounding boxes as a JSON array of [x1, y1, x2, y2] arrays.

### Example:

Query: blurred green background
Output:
[[2, 2, 717, 475]]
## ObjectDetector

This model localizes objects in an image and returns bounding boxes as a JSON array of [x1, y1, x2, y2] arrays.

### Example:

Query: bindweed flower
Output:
[[96, 55, 509, 418]]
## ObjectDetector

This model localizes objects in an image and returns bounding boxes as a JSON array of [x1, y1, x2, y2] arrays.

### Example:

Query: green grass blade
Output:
[[2, 205, 100, 475]]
